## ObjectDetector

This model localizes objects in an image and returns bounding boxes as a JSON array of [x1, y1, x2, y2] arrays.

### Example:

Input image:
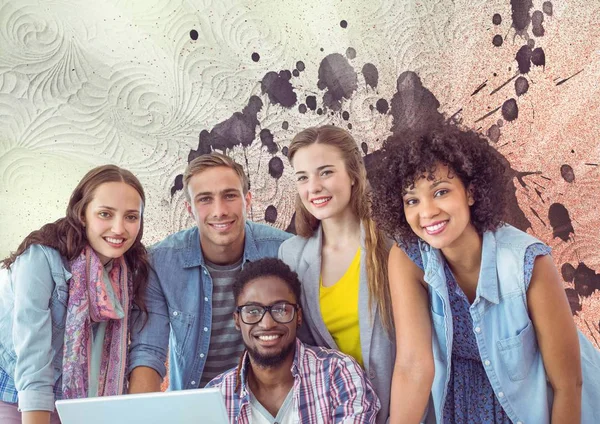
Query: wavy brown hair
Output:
[[2, 165, 150, 313], [288, 125, 392, 334]]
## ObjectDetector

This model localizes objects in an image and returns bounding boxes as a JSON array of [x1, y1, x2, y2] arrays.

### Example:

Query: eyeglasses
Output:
[[236, 302, 299, 324]]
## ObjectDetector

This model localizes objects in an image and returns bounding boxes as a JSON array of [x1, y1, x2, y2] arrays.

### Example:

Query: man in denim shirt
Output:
[[128, 153, 291, 392]]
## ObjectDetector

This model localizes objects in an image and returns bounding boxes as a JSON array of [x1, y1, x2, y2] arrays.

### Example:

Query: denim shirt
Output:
[[128, 221, 291, 390], [0, 244, 70, 412], [420, 224, 600, 424]]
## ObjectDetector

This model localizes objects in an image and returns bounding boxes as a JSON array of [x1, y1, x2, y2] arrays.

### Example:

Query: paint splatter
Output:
[[487, 124, 501, 142], [268, 157, 284, 179], [190, 30, 199, 40], [317, 108, 323, 115], [171, 174, 184, 196], [296, 61, 305, 72], [260, 129, 277, 154], [560, 164, 575, 182], [527, 39, 535, 48], [362, 63, 379, 89], [298, 104, 307, 113], [573, 263, 600, 297], [516, 45, 533, 73], [511, 0, 533, 36], [306, 96, 317, 111], [317, 53, 358, 111], [346, 47, 356, 59], [493, 14, 502, 25], [515, 76, 529, 96], [532, 10, 545, 37], [342, 111, 350, 121], [261, 71, 297, 108], [265, 205, 278, 223], [542, 1, 553, 16], [282, 146, 289, 157], [282, 121, 289, 130], [563, 263, 576, 282], [340, 20, 348, 28], [501, 98, 519, 121], [347, 123, 353, 130], [252, 52, 260, 62], [548, 203, 574, 241], [389, 71, 443, 137], [376, 98, 389, 114], [565, 288, 582, 314], [361, 142, 368, 155], [531, 47, 545, 67], [292, 69, 300, 77], [493, 35, 503, 47], [190, 96, 263, 158]]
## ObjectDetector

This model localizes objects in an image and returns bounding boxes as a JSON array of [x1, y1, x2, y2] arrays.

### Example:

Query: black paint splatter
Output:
[[562, 263, 576, 282], [493, 14, 502, 25], [190, 30, 199, 40], [171, 174, 184, 196], [317, 53, 358, 111], [260, 129, 278, 154], [543, 1, 553, 16], [298, 104, 307, 113], [516, 45, 533, 73], [261, 71, 297, 108], [565, 288, 582, 314], [282, 121, 289, 130], [317, 108, 323, 115], [306, 96, 317, 111], [515, 76, 529, 96], [501, 98, 519, 121], [340, 20, 348, 28], [361, 142, 368, 154], [342, 111, 350, 121], [532, 11, 545, 37], [296, 61, 305, 72], [292, 69, 300, 77], [527, 38, 535, 48], [389, 71, 443, 137], [493, 35, 503, 47], [265, 205, 278, 223], [268, 157, 284, 179], [531, 47, 545, 67], [511, 0, 533, 35], [573, 263, 600, 297], [487, 124, 501, 142], [376, 98, 389, 114], [252, 52, 260, 62], [560, 164, 575, 183], [346, 47, 356, 59], [282, 146, 289, 157], [548, 203, 574, 241], [347, 123, 352, 130], [362, 63, 379, 89], [191, 96, 263, 157]]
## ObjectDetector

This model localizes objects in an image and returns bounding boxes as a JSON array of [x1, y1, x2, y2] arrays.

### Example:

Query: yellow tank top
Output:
[[319, 248, 363, 367]]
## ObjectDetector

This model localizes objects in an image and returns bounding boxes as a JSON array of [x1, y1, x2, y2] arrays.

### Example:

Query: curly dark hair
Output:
[[233, 258, 302, 306], [370, 124, 510, 246]]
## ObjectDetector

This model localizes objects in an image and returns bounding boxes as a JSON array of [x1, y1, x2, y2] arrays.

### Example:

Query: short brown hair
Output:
[[183, 152, 250, 201]]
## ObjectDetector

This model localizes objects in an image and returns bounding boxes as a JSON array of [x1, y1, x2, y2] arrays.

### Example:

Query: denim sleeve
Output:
[[127, 264, 169, 378], [11, 245, 58, 412]]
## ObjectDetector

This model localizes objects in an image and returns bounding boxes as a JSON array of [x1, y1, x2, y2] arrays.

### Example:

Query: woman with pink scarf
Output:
[[0, 165, 149, 424]]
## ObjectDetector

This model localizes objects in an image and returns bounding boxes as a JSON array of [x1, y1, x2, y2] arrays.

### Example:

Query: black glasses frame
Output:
[[236, 302, 299, 324]]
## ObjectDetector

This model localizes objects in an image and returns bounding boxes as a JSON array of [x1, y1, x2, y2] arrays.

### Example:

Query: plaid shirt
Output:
[[206, 339, 380, 424], [0, 366, 62, 405]]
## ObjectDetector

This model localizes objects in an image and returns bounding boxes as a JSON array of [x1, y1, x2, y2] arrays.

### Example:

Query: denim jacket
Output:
[[128, 221, 291, 390], [420, 224, 600, 424], [0, 244, 70, 412]]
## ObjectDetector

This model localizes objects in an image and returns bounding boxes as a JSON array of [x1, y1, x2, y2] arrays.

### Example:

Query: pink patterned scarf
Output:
[[62, 245, 132, 399]]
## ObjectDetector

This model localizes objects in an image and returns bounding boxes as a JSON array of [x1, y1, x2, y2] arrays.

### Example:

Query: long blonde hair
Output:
[[288, 125, 392, 334]]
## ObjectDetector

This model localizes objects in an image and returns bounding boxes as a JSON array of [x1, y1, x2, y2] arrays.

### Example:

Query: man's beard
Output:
[[246, 339, 296, 368]]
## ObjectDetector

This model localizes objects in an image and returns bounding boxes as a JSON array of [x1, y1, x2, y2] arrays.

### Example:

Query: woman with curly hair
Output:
[[0, 165, 149, 424], [279, 125, 394, 424], [370, 124, 600, 424]]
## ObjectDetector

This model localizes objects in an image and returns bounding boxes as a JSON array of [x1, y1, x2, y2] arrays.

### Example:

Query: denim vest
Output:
[[128, 221, 291, 390], [420, 225, 600, 424], [0, 244, 70, 412]]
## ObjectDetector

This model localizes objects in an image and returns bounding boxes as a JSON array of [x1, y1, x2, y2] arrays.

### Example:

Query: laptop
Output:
[[55, 388, 229, 424]]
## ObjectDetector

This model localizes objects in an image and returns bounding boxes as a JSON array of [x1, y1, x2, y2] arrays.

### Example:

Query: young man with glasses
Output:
[[207, 258, 380, 424]]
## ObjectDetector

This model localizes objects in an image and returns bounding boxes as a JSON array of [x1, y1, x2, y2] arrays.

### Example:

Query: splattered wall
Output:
[[0, 0, 599, 344]]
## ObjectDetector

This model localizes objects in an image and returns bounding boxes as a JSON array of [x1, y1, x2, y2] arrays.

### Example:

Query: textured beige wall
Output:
[[0, 0, 598, 344]]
